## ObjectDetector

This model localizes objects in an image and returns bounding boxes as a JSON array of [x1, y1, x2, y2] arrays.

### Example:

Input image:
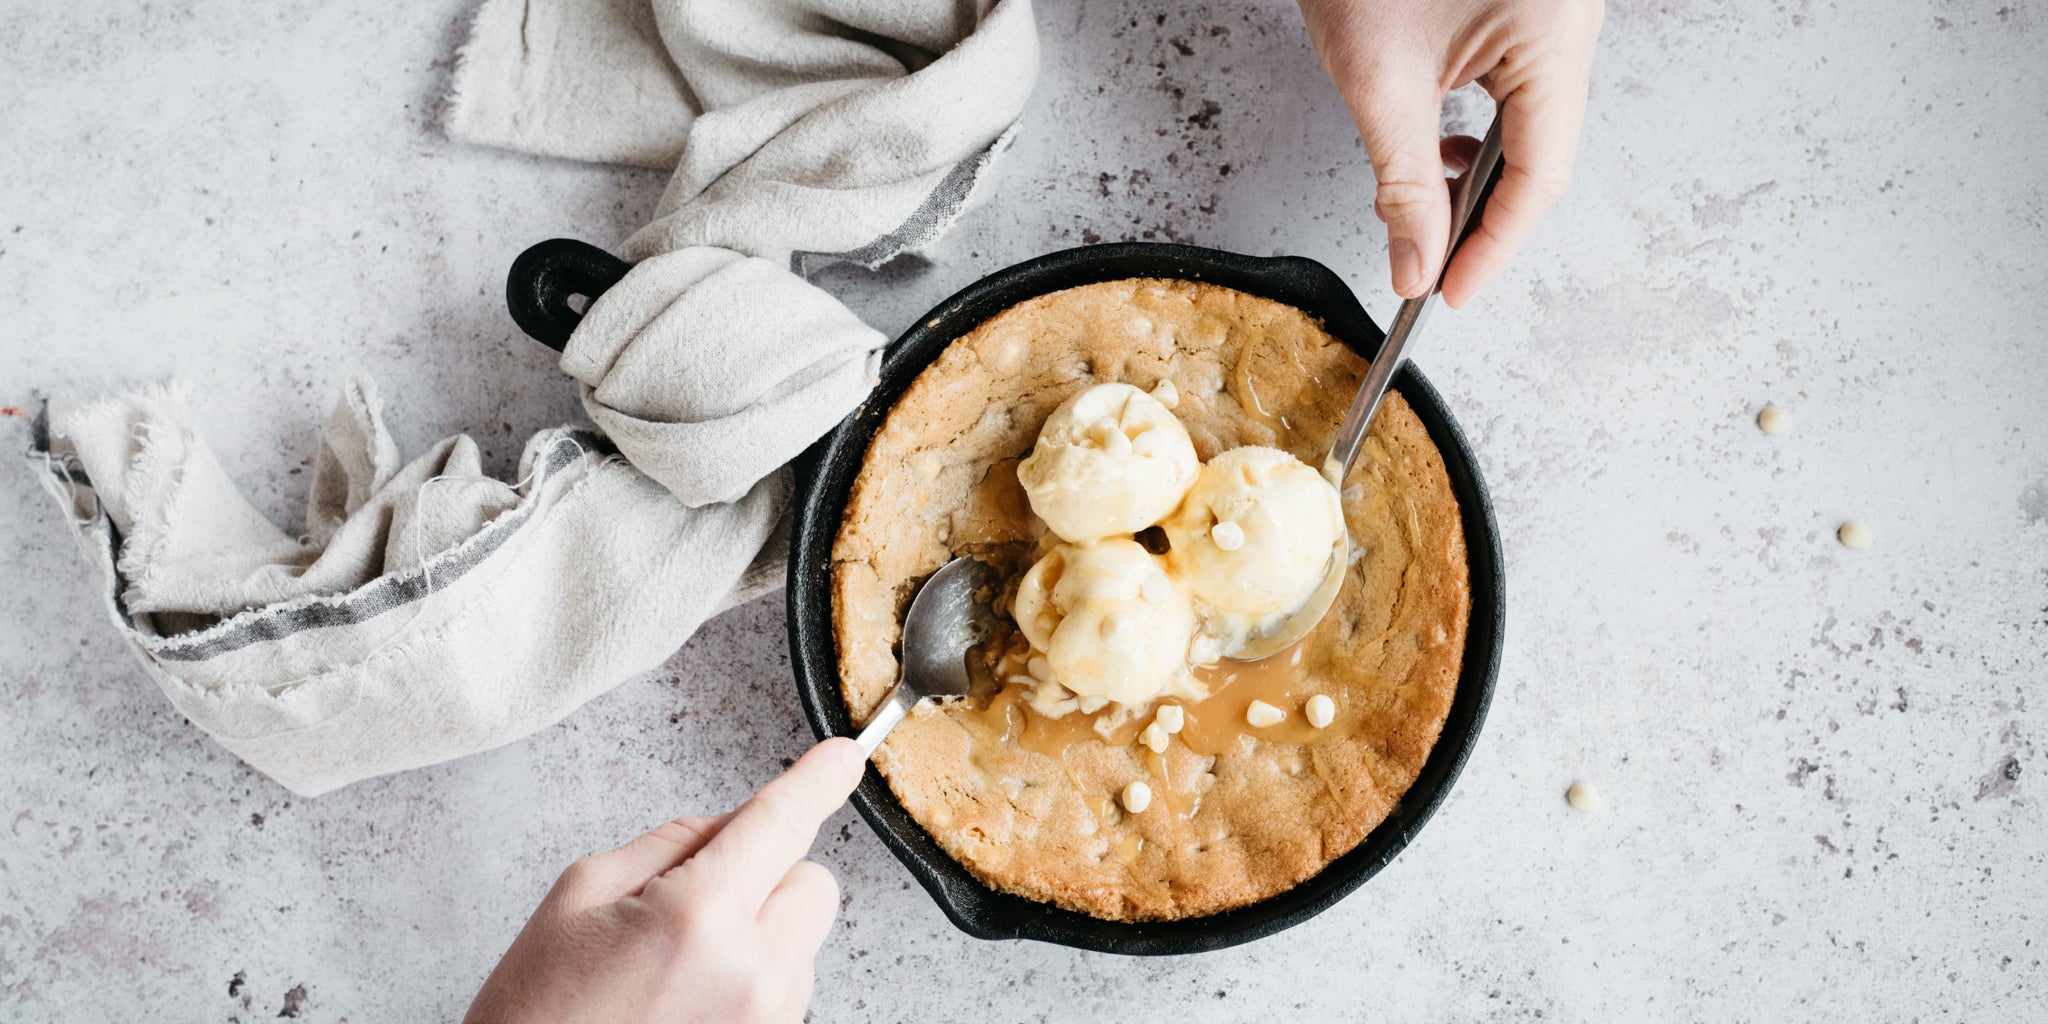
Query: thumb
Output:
[[1344, 70, 1450, 298]]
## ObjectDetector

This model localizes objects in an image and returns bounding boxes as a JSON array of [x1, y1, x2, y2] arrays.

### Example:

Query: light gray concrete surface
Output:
[[3, 0, 2044, 1019]]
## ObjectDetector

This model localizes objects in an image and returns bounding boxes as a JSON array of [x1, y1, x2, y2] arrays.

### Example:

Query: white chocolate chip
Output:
[[1131, 429, 1169, 457], [1566, 780, 1602, 813], [1245, 700, 1285, 728], [1139, 722, 1169, 752], [1757, 403, 1793, 436], [1122, 780, 1153, 813], [1837, 520, 1873, 550], [1139, 570, 1171, 604], [1153, 704, 1185, 734], [1150, 379, 1180, 409], [1305, 694, 1336, 729], [912, 452, 943, 480], [1077, 693, 1110, 714], [1210, 520, 1245, 552]]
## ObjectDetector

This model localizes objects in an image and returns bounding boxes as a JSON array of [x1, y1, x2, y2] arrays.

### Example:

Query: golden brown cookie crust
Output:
[[831, 277, 1469, 921]]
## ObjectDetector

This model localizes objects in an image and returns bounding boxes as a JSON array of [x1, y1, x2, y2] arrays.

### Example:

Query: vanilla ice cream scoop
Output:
[[1163, 446, 1346, 621], [1016, 383, 1200, 544], [1010, 539, 1195, 706]]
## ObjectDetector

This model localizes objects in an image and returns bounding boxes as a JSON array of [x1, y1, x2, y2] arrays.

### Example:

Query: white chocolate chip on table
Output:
[[1757, 403, 1792, 435], [1566, 780, 1602, 813], [1837, 520, 1873, 550]]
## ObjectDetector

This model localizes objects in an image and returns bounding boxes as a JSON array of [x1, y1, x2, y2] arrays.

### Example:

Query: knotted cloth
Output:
[[31, 0, 1038, 795]]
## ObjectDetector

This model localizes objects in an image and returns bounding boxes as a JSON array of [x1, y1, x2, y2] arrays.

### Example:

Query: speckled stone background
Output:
[[3, 0, 2043, 1019]]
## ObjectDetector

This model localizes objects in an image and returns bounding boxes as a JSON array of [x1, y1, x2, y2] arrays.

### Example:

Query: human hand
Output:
[[464, 738, 866, 1024], [1295, 0, 1604, 307]]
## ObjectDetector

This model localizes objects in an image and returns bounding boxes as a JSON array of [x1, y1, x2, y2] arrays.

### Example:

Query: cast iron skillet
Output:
[[506, 239, 1505, 955]]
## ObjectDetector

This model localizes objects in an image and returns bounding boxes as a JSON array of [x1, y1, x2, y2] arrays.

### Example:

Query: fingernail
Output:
[[831, 738, 868, 779], [1390, 237, 1420, 296]]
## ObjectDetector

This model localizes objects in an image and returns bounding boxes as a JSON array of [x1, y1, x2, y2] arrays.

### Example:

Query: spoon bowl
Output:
[[1230, 537, 1349, 662], [853, 556, 999, 755]]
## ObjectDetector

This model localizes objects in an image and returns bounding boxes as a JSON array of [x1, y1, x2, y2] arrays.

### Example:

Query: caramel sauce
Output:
[[946, 636, 1337, 820], [955, 681, 1148, 761], [1306, 745, 1348, 810], [1144, 749, 1202, 819], [1114, 834, 1144, 865], [1229, 342, 1292, 439], [1178, 641, 1334, 754], [1228, 336, 1328, 446]]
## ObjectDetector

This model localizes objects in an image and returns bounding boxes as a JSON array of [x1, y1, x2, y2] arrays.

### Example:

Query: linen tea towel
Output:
[[31, 0, 1039, 795]]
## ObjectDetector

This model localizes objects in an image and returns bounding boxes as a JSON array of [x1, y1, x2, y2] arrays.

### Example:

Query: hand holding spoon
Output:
[[1232, 111, 1507, 662]]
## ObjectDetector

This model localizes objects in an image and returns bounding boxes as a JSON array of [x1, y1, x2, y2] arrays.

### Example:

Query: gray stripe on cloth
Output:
[[789, 124, 1017, 276], [33, 426, 614, 663]]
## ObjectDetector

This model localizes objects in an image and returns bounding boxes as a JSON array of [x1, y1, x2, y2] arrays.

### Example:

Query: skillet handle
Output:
[[505, 238, 632, 352]]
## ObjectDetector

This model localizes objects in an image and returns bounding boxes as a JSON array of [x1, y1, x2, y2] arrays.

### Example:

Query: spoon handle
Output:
[[1322, 110, 1508, 485], [854, 685, 918, 757]]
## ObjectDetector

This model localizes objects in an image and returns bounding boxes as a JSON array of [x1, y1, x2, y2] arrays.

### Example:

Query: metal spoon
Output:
[[1232, 111, 1508, 662], [854, 556, 1000, 756]]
